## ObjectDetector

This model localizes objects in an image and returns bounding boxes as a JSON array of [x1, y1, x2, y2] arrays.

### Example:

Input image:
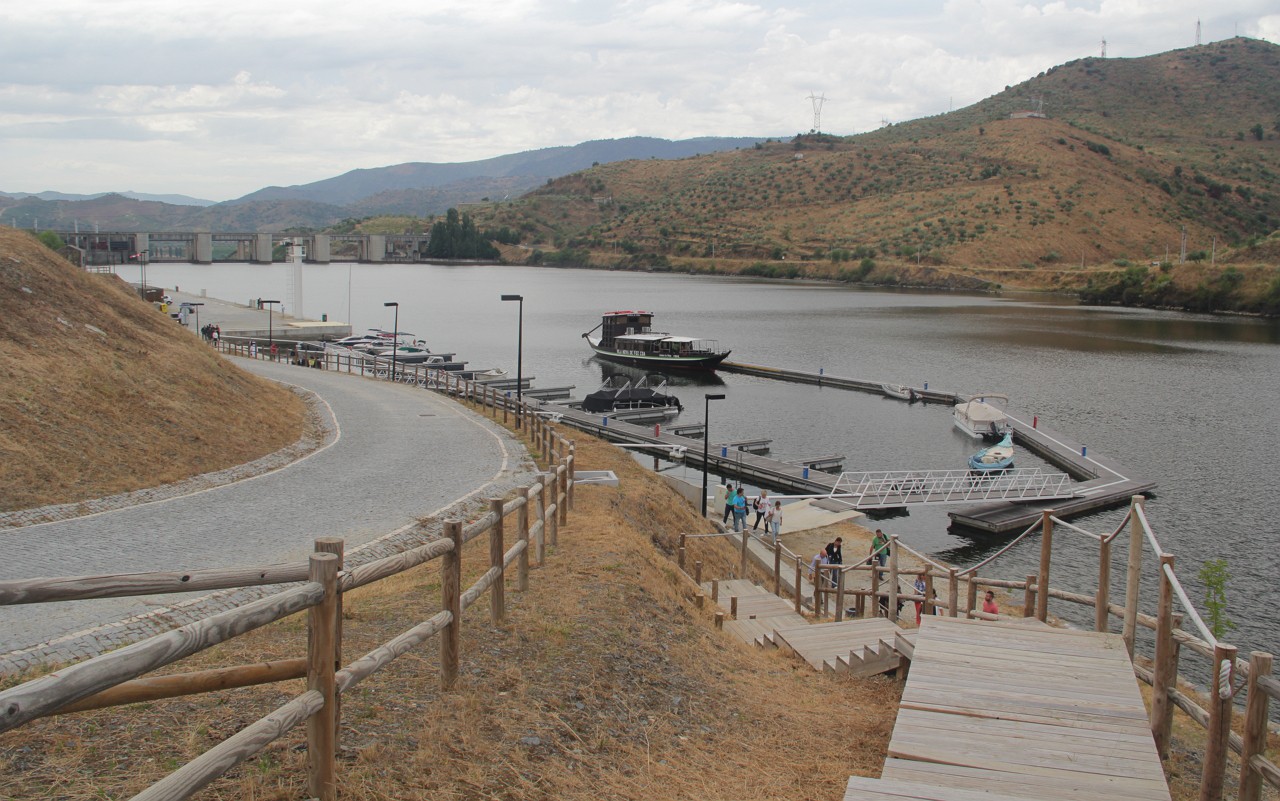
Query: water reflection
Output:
[[586, 356, 727, 389]]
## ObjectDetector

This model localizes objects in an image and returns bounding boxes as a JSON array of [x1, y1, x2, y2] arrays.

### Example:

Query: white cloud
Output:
[[0, 0, 1273, 199]]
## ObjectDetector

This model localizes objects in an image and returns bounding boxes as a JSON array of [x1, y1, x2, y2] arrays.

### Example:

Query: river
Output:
[[119, 261, 1280, 664]]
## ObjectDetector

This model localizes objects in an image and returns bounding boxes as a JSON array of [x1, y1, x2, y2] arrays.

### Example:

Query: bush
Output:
[[36, 231, 66, 251]]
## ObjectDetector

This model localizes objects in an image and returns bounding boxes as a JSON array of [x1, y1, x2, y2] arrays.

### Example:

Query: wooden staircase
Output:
[[705, 579, 906, 678]]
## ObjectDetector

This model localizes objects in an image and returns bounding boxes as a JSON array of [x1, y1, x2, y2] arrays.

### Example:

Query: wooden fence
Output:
[[0, 426, 576, 801], [674, 497, 1275, 801]]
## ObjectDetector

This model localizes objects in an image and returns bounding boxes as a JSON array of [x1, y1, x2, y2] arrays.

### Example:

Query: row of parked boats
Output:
[[323, 329, 506, 379]]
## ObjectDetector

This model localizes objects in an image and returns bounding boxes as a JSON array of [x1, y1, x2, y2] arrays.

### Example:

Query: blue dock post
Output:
[[1082, 445, 1087, 457], [803, 467, 810, 479], [924, 382, 928, 390], [721, 446, 728, 457], [602, 417, 608, 427]]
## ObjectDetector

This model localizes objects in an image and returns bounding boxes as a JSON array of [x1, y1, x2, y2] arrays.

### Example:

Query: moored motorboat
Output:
[[954, 393, 1011, 439], [580, 375, 683, 414], [582, 311, 729, 370], [968, 432, 1015, 471]]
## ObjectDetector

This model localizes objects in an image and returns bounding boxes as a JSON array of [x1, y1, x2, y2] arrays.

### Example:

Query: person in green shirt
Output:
[[871, 529, 889, 568]]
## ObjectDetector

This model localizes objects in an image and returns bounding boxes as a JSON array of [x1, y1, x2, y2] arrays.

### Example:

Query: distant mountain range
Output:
[[0, 136, 767, 232], [0, 190, 216, 207]]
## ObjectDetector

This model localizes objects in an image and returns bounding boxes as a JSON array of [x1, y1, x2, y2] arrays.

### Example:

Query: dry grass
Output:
[[0, 431, 900, 800], [0, 228, 305, 511]]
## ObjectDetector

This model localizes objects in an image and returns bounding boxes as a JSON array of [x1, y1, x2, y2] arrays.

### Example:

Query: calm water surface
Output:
[[123, 263, 1280, 662]]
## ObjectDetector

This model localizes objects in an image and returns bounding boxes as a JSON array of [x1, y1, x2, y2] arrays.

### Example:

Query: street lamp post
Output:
[[384, 301, 399, 380], [702, 393, 726, 517], [500, 294, 524, 429], [188, 301, 204, 333], [261, 299, 281, 353]]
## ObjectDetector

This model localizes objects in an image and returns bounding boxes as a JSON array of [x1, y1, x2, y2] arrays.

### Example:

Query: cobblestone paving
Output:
[[0, 359, 538, 674]]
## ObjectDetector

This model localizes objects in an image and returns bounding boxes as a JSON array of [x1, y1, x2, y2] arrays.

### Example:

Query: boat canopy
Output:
[[616, 334, 699, 343], [955, 400, 1007, 422]]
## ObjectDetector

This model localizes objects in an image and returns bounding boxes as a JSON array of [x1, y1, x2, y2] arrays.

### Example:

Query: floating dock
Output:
[[537, 362, 1154, 534]]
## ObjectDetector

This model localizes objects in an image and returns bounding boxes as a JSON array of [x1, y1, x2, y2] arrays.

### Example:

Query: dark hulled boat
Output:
[[582, 311, 730, 371]]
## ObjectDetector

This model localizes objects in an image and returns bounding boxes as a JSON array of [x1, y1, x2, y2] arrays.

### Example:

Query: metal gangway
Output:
[[827, 468, 1075, 509]]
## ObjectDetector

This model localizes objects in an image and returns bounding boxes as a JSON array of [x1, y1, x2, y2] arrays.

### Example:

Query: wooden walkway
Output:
[[845, 617, 1170, 801]]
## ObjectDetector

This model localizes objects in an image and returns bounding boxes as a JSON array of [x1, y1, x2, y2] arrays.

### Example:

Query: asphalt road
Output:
[[0, 358, 535, 670]]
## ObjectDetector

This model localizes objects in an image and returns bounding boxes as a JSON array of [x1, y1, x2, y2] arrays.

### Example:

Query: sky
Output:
[[1, 1, 1277, 202]]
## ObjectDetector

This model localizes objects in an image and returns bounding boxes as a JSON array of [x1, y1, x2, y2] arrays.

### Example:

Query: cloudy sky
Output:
[[2, 0, 1276, 202]]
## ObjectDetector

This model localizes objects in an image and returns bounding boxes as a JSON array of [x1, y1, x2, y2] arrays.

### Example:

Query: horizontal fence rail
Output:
[[0, 376, 578, 801]]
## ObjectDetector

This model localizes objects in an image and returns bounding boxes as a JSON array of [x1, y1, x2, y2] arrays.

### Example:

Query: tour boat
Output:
[[582, 311, 729, 371], [967, 432, 1015, 472], [953, 394, 1011, 439]]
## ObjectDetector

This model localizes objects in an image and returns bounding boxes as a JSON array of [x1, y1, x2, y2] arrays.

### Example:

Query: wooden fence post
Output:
[[567, 442, 576, 511], [693, 560, 702, 587], [1150, 554, 1177, 758], [714, 611, 724, 629], [773, 541, 782, 597], [888, 535, 900, 624], [947, 568, 959, 618], [441, 520, 462, 691], [923, 569, 935, 616], [548, 469, 560, 547], [730, 596, 738, 619], [1023, 574, 1037, 618], [516, 485, 530, 592], [869, 566, 880, 618], [1096, 536, 1112, 632], [489, 498, 506, 624], [678, 533, 687, 570], [835, 569, 846, 622], [711, 579, 719, 604], [1037, 510, 1054, 622], [739, 529, 748, 577], [966, 578, 978, 618], [534, 480, 546, 566], [793, 556, 802, 614], [1200, 643, 1238, 801], [1123, 496, 1145, 658], [313, 537, 344, 743], [306, 552, 339, 801], [557, 462, 568, 527], [1238, 651, 1274, 801]]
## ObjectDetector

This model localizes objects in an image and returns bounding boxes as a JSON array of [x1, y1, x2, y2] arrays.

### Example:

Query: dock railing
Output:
[[672, 494, 1274, 801], [0, 420, 576, 801]]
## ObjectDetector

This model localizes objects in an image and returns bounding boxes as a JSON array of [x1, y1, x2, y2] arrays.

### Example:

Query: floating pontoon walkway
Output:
[[845, 616, 1171, 801]]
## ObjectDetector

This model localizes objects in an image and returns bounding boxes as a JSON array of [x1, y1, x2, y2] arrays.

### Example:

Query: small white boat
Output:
[[881, 383, 920, 403], [968, 432, 1015, 471], [954, 393, 1010, 439]]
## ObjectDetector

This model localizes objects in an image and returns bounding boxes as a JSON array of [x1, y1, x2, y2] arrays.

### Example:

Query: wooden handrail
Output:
[[0, 562, 310, 605]]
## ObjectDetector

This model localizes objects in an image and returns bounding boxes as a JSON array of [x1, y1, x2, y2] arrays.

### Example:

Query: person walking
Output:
[[871, 529, 889, 568], [752, 490, 769, 530], [769, 500, 783, 545], [722, 485, 738, 524], [731, 488, 748, 532]]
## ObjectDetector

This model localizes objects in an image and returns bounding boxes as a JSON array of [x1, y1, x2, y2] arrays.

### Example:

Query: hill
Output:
[[469, 38, 1280, 295], [0, 227, 306, 511]]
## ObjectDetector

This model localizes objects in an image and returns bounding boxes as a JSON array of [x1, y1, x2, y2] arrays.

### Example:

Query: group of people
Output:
[[720, 486, 783, 542], [200, 324, 221, 344]]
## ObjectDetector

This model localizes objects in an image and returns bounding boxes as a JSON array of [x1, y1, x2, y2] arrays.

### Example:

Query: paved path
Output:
[[0, 358, 536, 672]]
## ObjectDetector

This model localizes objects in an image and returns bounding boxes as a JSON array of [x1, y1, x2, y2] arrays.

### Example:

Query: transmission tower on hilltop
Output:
[[807, 92, 827, 134], [1196, 19, 1202, 45], [1101, 38, 1107, 58]]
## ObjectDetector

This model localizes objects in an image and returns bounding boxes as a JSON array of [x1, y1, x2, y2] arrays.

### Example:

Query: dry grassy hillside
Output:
[[0, 227, 305, 511]]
